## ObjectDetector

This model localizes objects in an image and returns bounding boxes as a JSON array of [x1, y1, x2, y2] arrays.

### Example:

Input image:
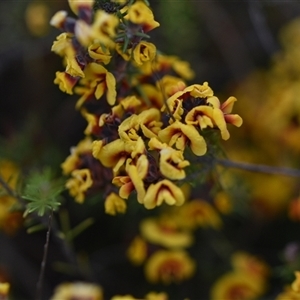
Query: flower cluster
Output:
[[51, 0, 242, 212], [127, 195, 223, 285], [50, 281, 168, 300], [210, 252, 270, 300]]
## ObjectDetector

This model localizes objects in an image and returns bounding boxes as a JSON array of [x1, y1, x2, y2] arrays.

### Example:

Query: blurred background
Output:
[[1, 0, 300, 299]]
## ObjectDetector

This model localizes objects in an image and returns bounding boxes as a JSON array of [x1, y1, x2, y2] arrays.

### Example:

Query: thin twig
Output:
[[217, 159, 300, 178], [35, 209, 53, 300], [248, 0, 278, 55], [0, 174, 23, 203]]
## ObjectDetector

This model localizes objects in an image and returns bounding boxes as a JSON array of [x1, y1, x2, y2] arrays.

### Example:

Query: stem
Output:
[[217, 159, 300, 177], [0, 174, 24, 205], [35, 209, 53, 300]]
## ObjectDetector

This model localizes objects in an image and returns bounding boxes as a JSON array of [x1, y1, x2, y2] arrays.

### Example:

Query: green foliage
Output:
[[22, 168, 65, 217]]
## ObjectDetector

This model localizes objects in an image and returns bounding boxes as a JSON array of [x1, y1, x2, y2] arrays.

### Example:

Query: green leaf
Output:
[[22, 167, 65, 217]]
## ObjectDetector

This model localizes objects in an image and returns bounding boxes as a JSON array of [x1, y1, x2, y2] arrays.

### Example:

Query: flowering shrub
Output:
[[2, 1, 300, 300]]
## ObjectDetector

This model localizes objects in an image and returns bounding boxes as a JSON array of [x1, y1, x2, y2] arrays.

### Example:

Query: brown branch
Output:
[[217, 159, 300, 178], [35, 210, 53, 300]]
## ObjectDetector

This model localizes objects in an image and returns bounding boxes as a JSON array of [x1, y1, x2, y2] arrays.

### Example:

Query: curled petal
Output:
[[105, 72, 117, 105], [133, 41, 156, 66], [92, 140, 104, 159], [51, 33, 73, 56], [160, 148, 190, 180], [126, 1, 160, 32], [50, 10, 68, 29], [220, 96, 237, 113], [68, 0, 94, 16], [105, 192, 127, 215], [91, 11, 119, 48], [158, 121, 207, 156], [139, 108, 163, 138], [66, 169, 93, 203], [225, 114, 243, 127], [54, 71, 78, 95], [95, 139, 127, 173], [88, 43, 111, 65], [118, 115, 140, 141], [75, 20, 92, 47], [143, 180, 185, 209], [213, 108, 230, 140], [112, 176, 134, 199], [189, 82, 214, 98], [126, 162, 146, 204], [207, 96, 221, 109]]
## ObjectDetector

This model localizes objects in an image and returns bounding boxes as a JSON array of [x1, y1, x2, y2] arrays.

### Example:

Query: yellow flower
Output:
[[143, 179, 185, 209], [50, 282, 103, 300], [81, 109, 98, 135], [111, 295, 136, 300], [125, 156, 148, 203], [210, 272, 266, 300], [133, 41, 156, 66], [175, 199, 222, 230], [75, 63, 116, 108], [90, 10, 119, 48], [93, 139, 143, 175], [118, 114, 141, 142], [0, 282, 9, 299], [276, 286, 300, 300], [148, 137, 189, 180], [231, 252, 270, 281], [68, 0, 94, 16], [61, 137, 93, 175], [140, 54, 194, 80], [93, 139, 127, 173], [64, 46, 85, 78], [54, 71, 78, 95], [145, 292, 168, 300], [220, 97, 243, 126], [73, 11, 119, 48], [185, 105, 231, 140], [115, 44, 132, 61], [104, 192, 127, 215], [119, 95, 142, 111], [160, 148, 189, 180], [127, 235, 148, 265], [66, 169, 93, 203], [88, 43, 112, 65], [50, 10, 68, 30], [126, 1, 160, 32], [51, 33, 73, 56], [145, 250, 195, 284], [158, 121, 207, 156], [276, 271, 300, 300], [166, 83, 213, 103], [172, 59, 195, 81], [0, 160, 19, 189], [140, 217, 193, 248], [292, 271, 300, 293], [138, 84, 164, 109], [138, 108, 163, 139], [112, 175, 134, 199], [25, 2, 50, 37], [214, 191, 232, 214], [156, 75, 186, 98], [163, 96, 184, 122]]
